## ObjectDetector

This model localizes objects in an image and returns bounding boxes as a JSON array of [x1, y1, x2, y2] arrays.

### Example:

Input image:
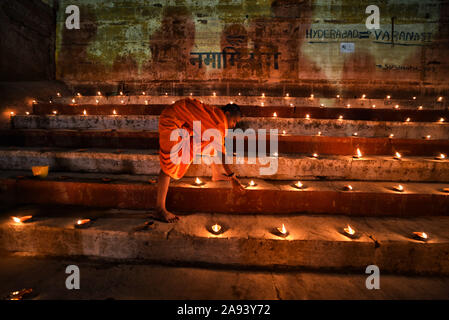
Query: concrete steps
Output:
[[11, 115, 449, 139], [1, 171, 448, 216], [0, 147, 448, 181], [1, 205, 448, 274], [2, 129, 448, 156]]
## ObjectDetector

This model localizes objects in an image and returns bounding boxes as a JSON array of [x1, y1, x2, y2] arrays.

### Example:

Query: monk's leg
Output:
[[155, 170, 179, 223]]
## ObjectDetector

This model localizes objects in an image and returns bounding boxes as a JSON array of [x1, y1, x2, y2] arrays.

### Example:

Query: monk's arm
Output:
[[216, 151, 245, 191]]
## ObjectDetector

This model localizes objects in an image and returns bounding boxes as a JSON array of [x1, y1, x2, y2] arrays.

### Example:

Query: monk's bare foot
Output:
[[153, 208, 180, 223]]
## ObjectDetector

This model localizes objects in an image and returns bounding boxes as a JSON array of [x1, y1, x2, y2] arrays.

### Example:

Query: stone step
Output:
[[11, 115, 449, 139], [1, 171, 448, 215], [1, 147, 448, 181], [1, 129, 448, 156], [32, 103, 449, 122], [1, 205, 448, 274], [49, 94, 448, 110]]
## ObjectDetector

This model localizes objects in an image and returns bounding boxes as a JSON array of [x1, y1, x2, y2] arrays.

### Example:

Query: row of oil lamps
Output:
[[193, 176, 449, 194], [11, 215, 430, 242], [53, 91, 445, 102]]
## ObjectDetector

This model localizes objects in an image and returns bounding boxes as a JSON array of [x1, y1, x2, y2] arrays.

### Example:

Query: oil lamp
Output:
[[386, 95, 391, 99], [142, 91, 146, 96], [276, 224, 289, 237], [394, 152, 402, 160], [209, 223, 223, 235], [261, 102, 264, 106], [393, 185, 404, 192], [346, 104, 351, 108], [310, 94, 314, 99], [394, 105, 399, 109], [439, 118, 445, 123], [165, 92, 168, 96], [320, 103, 325, 108], [262, 93, 265, 98], [317, 132, 322, 136], [273, 112, 277, 117], [12, 216, 33, 224], [343, 225, 356, 238], [389, 134, 394, 139], [362, 94, 366, 99], [96, 99, 99, 104], [372, 104, 376, 108], [10, 112, 15, 117], [436, 153, 446, 160], [282, 130, 286, 135], [438, 96, 443, 102], [285, 93, 289, 97], [405, 117, 411, 122], [413, 96, 416, 100], [290, 103, 294, 107], [72, 98, 76, 104], [26, 112, 30, 115], [305, 114, 310, 120], [194, 177, 205, 186], [97, 91, 102, 96], [418, 106, 423, 110], [75, 219, 91, 229], [338, 115, 343, 120], [213, 92, 216, 96], [247, 180, 257, 187], [121, 100, 124, 104], [311, 153, 319, 159], [120, 91, 123, 96], [52, 110, 57, 115], [113, 110, 117, 116], [336, 95, 340, 98], [57, 92, 61, 97], [83, 110, 87, 116], [352, 132, 358, 136], [32, 100, 37, 104], [77, 93, 81, 97], [238, 92, 241, 96], [343, 185, 353, 191], [353, 148, 362, 159], [412, 232, 429, 242], [424, 135, 431, 140], [293, 181, 305, 189], [145, 100, 149, 105]]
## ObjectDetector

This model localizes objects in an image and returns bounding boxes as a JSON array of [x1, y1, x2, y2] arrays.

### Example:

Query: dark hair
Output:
[[221, 103, 241, 117]]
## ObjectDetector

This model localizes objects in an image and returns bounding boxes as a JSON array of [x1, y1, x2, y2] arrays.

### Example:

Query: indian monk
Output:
[[155, 98, 245, 222]]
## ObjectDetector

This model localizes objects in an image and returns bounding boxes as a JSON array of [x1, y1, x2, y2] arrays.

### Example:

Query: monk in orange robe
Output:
[[156, 98, 244, 222]]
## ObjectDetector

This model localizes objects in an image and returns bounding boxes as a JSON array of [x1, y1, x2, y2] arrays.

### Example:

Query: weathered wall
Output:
[[0, 0, 55, 81], [55, 0, 449, 94]]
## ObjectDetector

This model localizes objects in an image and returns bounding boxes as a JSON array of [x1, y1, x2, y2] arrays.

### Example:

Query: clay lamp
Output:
[[352, 132, 358, 137], [261, 93, 265, 98], [142, 91, 146, 96], [394, 105, 399, 110], [413, 96, 416, 100], [285, 93, 289, 97], [338, 115, 343, 120], [436, 154, 446, 160], [97, 91, 102, 96], [405, 117, 411, 122], [121, 100, 125, 104], [261, 102, 264, 107], [112, 110, 117, 116], [353, 148, 362, 159], [439, 118, 445, 123], [71, 98, 76, 104], [412, 232, 429, 242], [310, 94, 314, 99], [247, 180, 257, 188], [343, 185, 353, 191], [282, 130, 286, 135], [336, 95, 340, 99], [389, 134, 394, 139], [310, 153, 319, 159], [343, 225, 357, 239], [165, 92, 168, 96], [119, 91, 124, 96], [273, 112, 277, 118], [52, 110, 57, 115], [305, 114, 310, 120], [362, 94, 366, 99], [75, 219, 91, 229], [95, 99, 99, 104], [292, 181, 306, 190], [393, 184, 404, 192], [12, 216, 33, 224], [25, 112, 30, 115], [386, 95, 391, 99], [372, 104, 376, 108], [145, 100, 149, 105], [10, 112, 15, 117], [424, 135, 431, 140], [438, 96, 443, 102], [346, 104, 351, 108], [193, 177, 205, 186], [393, 152, 402, 160], [320, 104, 325, 108], [212, 92, 216, 97], [418, 106, 423, 110], [57, 92, 61, 97], [208, 223, 223, 235], [83, 110, 87, 116], [6, 288, 33, 301], [317, 132, 322, 136], [77, 93, 82, 97], [275, 224, 289, 238]]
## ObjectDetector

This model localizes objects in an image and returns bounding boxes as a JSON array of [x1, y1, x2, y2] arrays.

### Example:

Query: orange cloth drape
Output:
[[159, 98, 228, 180]]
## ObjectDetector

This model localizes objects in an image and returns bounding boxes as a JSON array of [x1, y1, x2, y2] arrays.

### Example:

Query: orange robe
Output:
[[159, 98, 228, 180]]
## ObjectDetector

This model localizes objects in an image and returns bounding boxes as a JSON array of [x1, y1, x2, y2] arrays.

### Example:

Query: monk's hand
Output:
[[231, 176, 245, 193]]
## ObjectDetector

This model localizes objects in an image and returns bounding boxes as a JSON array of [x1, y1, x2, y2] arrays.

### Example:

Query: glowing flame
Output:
[[346, 104, 351, 108], [413, 232, 428, 240], [336, 95, 340, 98], [389, 134, 394, 138], [344, 225, 355, 236], [418, 106, 423, 110], [405, 117, 411, 122], [338, 115, 343, 120], [26, 112, 30, 115], [395, 105, 399, 109], [310, 94, 314, 99], [261, 102, 264, 106], [113, 110, 117, 115], [57, 92, 61, 97], [120, 91, 123, 96], [394, 152, 401, 159], [372, 105, 376, 108], [317, 132, 322, 136], [394, 185, 404, 192], [72, 99, 76, 104], [387, 95, 391, 99], [277, 224, 287, 235], [282, 130, 286, 135], [249, 180, 256, 187], [262, 93, 265, 98], [76, 219, 90, 226], [273, 112, 277, 117], [439, 154, 446, 160], [344, 185, 353, 191], [52, 111, 57, 115], [362, 94, 366, 99], [195, 177, 202, 185], [413, 96, 416, 100], [83, 110, 87, 116], [295, 181, 303, 189], [439, 118, 445, 123], [438, 96, 443, 102], [97, 91, 101, 96], [12, 216, 32, 223], [354, 148, 362, 158], [285, 93, 289, 97], [305, 114, 310, 120], [353, 132, 358, 136], [425, 135, 431, 140], [77, 93, 81, 97], [145, 100, 149, 105], [213, 92, 216, 96], [95, 99, 99, 104], [211, 224, 222, 234], [10, 112, 15, 116], [312, 153, 319, 158], [142, 91, 146, 96]]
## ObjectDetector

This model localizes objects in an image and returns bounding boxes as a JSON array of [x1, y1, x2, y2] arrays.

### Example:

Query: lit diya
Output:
[[274, 224, 289, 238], [412, 232, 429, 242], [292, 181, 306, 190], [193, 177, 205, 186], [6, 288, 33, 301], [343, 225, 357, 239], [207, 223, 224, 235], [12, 216, 33, 224], [435, 154, 446, 160], [353, 148, 362, 159], [343, 185, 353, 191], [393, 185, 404, 192], [393, 152, 402, 160], [75, 219, 91, 229], [247, 180, 257, 188], [311, 153, 319, 159]]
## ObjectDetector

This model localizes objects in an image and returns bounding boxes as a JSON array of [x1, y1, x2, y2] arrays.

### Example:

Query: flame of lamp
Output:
[[276, 224, 288, 237], [394, 185, 404, 192], [413, 232, 428, 241], [344, 225, 356, 236], [12, 216, 33, 223], [194, 177, 203, 185], [394, 152, 401, 160], [437, 154, 446, 160], [211, 224, 222, 235], [353, 148, 362, 159], [344, 185, 353, 191], [273, 112, 277, 117], [294, 181, 304, 189]]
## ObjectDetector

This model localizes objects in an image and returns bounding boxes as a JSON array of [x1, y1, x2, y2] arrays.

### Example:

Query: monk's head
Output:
[[221, 103, 241, 128]]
